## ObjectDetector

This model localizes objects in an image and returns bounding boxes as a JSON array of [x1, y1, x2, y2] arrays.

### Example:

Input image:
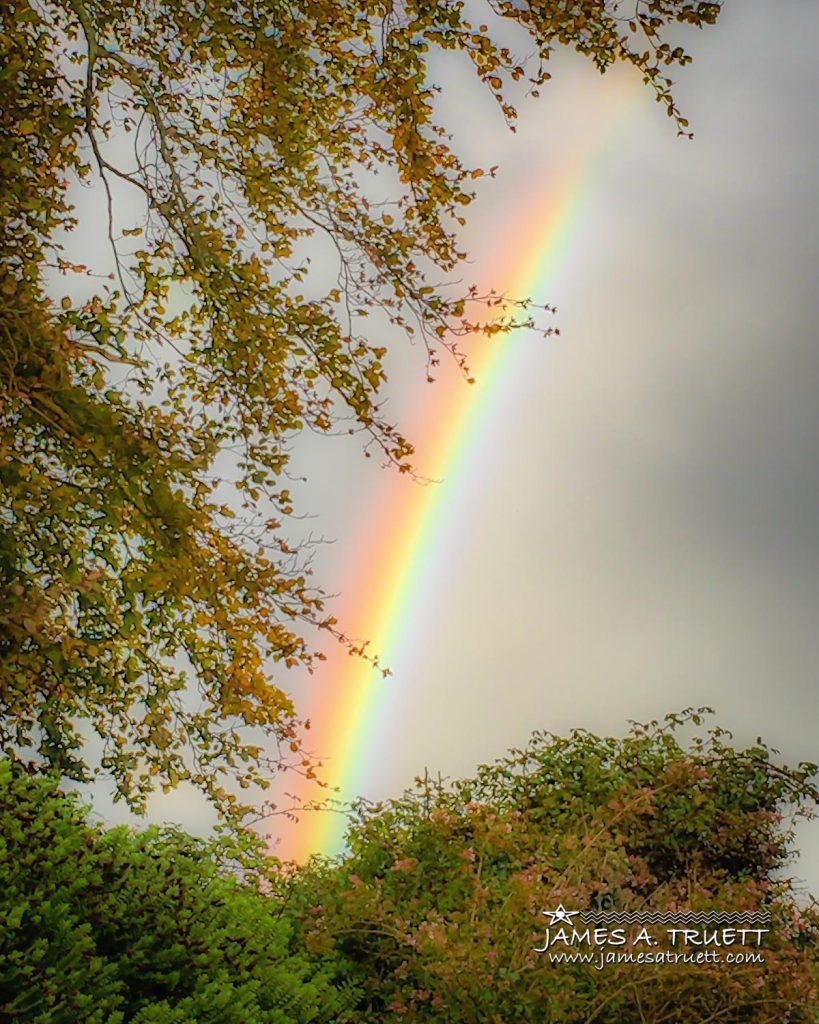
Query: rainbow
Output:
[[278, 71, 643, 862]]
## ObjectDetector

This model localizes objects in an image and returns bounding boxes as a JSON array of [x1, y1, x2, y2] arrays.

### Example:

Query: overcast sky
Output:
[[261, 0, 819, 884], [84, 1, 819, 889]]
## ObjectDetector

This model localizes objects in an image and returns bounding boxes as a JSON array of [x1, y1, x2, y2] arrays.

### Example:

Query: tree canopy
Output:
[[1, 0, 721, 820], [2, 713, 816, 1022], [0, 758, 357, 1023], [292, 711, 819, 1023]]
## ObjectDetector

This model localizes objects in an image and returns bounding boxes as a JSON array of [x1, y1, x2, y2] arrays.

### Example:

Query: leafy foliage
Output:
[[2, 714, 816, 1022], [1, 0, 721, 816], [293, 711, 819, 1023], [0, 759, 356, 1023]]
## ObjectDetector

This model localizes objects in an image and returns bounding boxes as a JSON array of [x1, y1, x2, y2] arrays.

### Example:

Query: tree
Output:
[[0, 758, 357, 1023], [291, 710, 819, 1023], [1, 0, 722, 820]]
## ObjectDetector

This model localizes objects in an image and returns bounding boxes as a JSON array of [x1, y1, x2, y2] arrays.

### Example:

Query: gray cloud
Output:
[[78, 1, 819, 884], [300, 0, 819, 882]]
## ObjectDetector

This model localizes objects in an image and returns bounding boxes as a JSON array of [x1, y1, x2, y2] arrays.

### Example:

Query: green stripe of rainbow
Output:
[[281, 71, 644, 862]]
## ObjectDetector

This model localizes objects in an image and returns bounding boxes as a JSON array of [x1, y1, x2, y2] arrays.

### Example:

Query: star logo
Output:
[[542, 904, 579, 926]]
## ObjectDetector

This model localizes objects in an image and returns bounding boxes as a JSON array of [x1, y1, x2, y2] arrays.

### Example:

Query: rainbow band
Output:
[[281, 72, 643, 861]]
